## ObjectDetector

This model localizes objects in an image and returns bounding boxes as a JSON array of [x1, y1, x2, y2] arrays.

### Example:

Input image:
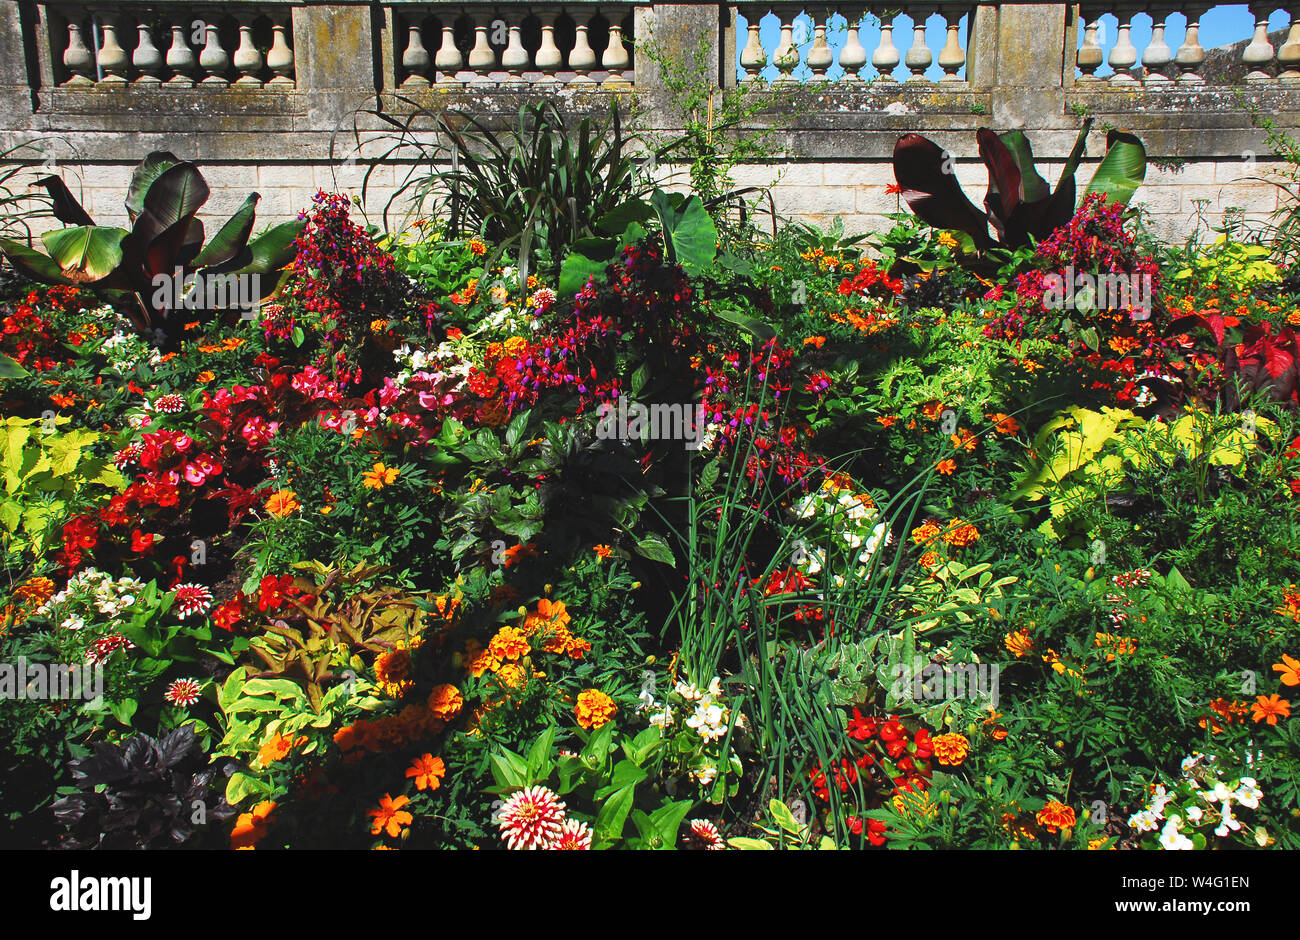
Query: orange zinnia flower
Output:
[[257, 731, 306, 767], [405, 754, 447, 792], [1272, 653, 1300, 687], [230, 800, 277, 849], [1252, 694, 1291, 725], [265, 489, 300, 517], [368, 793, 414, 837]]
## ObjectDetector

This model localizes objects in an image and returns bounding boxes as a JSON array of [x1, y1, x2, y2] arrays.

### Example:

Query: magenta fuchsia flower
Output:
[[171, 583, 214, 619], [496, 786, 566, 850], [164, 678, 202, 707]]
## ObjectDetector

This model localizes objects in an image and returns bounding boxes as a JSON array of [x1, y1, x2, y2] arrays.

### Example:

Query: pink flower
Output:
[[687, 818, 725, 850], [165, 677, 202, 707], [497, 786, 566, 850], [172, 583, 214, 619], [548, 818, 593, 850]]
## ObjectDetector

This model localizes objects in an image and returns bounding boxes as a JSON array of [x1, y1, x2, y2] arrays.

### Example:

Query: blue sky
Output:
[[738, 5, 1289, 83]]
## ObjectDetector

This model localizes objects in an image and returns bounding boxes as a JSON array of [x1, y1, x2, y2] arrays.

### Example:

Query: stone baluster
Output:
[[1243, 2, 1277, 82], [267, 20, 294, 85], [96, 15, 129, 84], [569, 12, 598, 84], [1107, 8, 1139, 84], [466, 13, 496, 84], [904, 11, 933, 82], [434, 20, 463, 85], [1141, 8, 1173, 83], [1077, 14, 1103, 81], [772, 8, 799, 82], [198, 20, 230, 86], [535, 8, 563, 84], [739, 7, 767, 82], [63, 19, 96, 86], [1280, 7, 1300, 83], [401, 20, 431, 87], [1175, 6, 1206, 83], [132, 21, 163, 85], [839, 10, 866, 82], [602, 9, 632, 88], [806, 12, 832, 81], [937, 8, 964, 81], [873, 12, 900, 81], [165, 23, 196, 86], [501, 21, 529, 85], [232, 14, 263, 85]]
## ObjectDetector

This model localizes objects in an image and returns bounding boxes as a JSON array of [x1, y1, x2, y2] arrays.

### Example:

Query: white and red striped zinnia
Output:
[[497, 786, 566, 850]]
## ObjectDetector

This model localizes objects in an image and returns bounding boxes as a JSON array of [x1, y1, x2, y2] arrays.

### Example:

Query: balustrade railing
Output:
[[392, 4, 634, 88], [50, 3, 295, 88], [735, 5, 968, 85], [1075, 3, 1300, 85]]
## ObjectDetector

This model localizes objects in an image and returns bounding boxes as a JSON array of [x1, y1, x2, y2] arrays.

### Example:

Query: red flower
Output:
[[130, 529, 157, 554], [846, 708, 877, 741]]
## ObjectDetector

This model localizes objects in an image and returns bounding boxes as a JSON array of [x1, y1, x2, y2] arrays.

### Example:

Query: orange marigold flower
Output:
[[427, 683, 464, 721], [563, 635, 592, 659], [932, 733, 970, 766], [876, 415, 898, 428], [575, 688, 617, 730], [941, 519, 980, 548], [489, 625, 530, 661], [523, 597, 571, 635], [592, 544, 613, 559], [362, 461, 400, 490], [1005, 629, 1034, 658], [1272, 653, 1300, 687], [936, 458, 956, 475], [920, 400, 944, 421], [196, 370, 215, 383], [265, 489, 300, 517], [334, 720, 371, 752], [468, 238, 487, 256], [374, 647, 415, 697], [406, 753, 447, 792], [368, 793, 414, 837], [986, 412, 1020, 435], [1035, 801, 1076, 834], [497, 662, 527, 688], [950, 429, 978, 452], [14, 577, 55, 606], [466, 641, 502, 677], [1252, 694, 1291, 725], [1274, 588, 1300, 622], [911, 519, 942, 545], [230, 800, 277, 849]]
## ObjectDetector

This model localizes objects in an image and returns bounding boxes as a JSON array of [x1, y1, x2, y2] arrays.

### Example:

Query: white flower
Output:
[[1158, 825, 1195, 850], [1234, 778, 1262, 809], [1214, 803, 1242, 837], [691, 762, 718, 786], [1128, 810, 1159, 833], [1185, 804, 1203, 823], [649, 708, 673, 729], [1149, 785, 1172, 816], [675, 681, 703, 702], [60, 616, 85, 631]]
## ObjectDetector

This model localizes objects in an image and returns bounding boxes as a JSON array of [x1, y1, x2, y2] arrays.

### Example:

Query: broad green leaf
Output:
[[0, 238, 71, 286], [42, 226, 128, 283], [192, 192, 260, 269], [1083, 129, 1146, 207]]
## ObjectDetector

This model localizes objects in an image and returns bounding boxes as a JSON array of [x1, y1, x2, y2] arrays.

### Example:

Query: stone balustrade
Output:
[[50, 3, 295, 88], [736, 4, 968, 84], [392, 4, 634, 88], [1075, 3, 1300, 85]]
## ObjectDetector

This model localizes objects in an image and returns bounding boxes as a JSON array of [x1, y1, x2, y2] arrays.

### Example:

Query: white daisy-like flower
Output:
[[1128, 810, 1159, 833], [1234, 778, 1262, 809]]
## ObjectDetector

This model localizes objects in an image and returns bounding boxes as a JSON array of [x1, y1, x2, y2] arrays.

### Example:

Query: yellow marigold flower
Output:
[[370, 318, 390, 334], [265, 489, 300, 518], [362, 461, 400, 490], [1005, 629, 1034, 658], [937, 231, 958, 250], [504, 336, 528, 356], [469, 238, 487, 256], [489, 625, 530, 661], [427, 684, 464, 721], [196, 370, 215, 383], [932, 733, 970, 766], [575, 688, 617, 730], [911, 520, 942, 545], [497, 662, 526, 688]]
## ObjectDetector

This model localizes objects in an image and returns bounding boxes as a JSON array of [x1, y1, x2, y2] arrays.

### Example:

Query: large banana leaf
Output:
[[1084, 128, 1147, 207], [32, 175, 94, 227], [41, 225, 128, 282], [893, 134, 993, 250], [0, 237, 72, 284], [192, 193, 260, 269], [125, 152, 182, 222]]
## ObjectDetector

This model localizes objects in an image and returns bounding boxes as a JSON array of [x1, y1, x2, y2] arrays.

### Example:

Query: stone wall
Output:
[[3, 2, 1299, 243]]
